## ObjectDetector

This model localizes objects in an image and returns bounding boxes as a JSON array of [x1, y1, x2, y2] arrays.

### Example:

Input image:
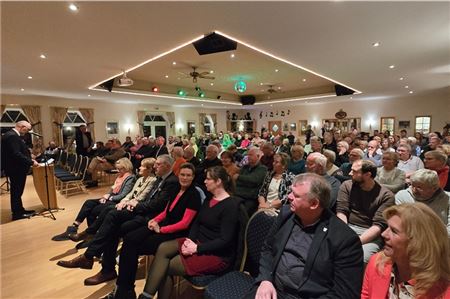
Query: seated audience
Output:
[[322, 131, 338, 154], [337, 160, 395, 263], [380, 138, 395, 153], [234, 147, 268, 216], [44, 141, 60, 159], [154, 136, 169, 157], [260, 142, 275, 171], [364, 140, 382, 167], [226, 144, 243, 163], [278, 138, 291, 154], [424, 150, 450, 191], [257, 152, 295, 210], [56, 155, 179, 273], [194, 144, 222, 192], [306, 152, 341, 211], [240, 133, 251, 149], [86, 140, 126, 187], [287, 144, 305, 175], [220, 150, 240, 179], [89, 163, 202, 292], [336, 148, 364, 182], [375, 152, 406, 193], [323, 149, 342, 177], [121, 136, 135, 152], [183, 146, 200, 168], [396, 143, 424, 183], [335, 140, 350, 166], [420, 135, 441, 160], [362, 203, 450, 298], [138, 166, 240, 299], [395, 169, 450, 236], [170, 146, 186, 176], [307, 136, 323, 155], [243, 173, 363, 299], [51, 157, 136, 241]]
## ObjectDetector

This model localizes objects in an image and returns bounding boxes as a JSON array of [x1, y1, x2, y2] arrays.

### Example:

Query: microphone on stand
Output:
[[30, 131, 43, 138]]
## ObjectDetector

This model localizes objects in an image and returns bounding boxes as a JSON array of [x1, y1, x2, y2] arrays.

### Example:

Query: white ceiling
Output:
[[2, 1, 449, 109]]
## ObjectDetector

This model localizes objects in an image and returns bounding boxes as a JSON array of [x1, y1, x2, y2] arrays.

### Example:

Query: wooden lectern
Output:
[[32, 164, 58, 209]]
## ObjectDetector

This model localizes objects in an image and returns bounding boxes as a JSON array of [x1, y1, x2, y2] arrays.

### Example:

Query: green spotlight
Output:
[[177, 89, 186, 96]]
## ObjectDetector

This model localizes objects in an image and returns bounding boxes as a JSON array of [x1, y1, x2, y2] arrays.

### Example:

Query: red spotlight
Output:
[[151, 86, 159, 92]]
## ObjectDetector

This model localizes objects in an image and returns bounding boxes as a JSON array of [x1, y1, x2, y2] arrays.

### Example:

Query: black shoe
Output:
[[52, 225, 78, 241], [23, 209, 36, 214], [12, 212, 34, 221], [85, 180, 98, 188], [76, 237, 93, 249]]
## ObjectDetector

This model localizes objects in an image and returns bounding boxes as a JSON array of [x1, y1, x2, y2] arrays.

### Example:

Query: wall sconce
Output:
[[125, 123, 133, 135]]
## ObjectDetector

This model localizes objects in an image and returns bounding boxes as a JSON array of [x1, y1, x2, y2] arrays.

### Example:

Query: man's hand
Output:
[[255, 281, 277, 299]]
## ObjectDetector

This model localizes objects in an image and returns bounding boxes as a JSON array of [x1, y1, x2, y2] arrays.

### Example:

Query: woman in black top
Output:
[[100, 163, 202, 299], [136, 166, 239, 299]]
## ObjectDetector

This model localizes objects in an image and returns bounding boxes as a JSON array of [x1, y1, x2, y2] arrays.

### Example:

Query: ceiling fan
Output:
[[265, 84, 282, 93], [179, 66, 215, 83]]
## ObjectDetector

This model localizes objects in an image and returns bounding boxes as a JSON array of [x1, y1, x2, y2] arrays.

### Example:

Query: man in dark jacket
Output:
[[75, 124, 94, 156], [1, 121, 39, 220], [244, 173, 363, 299]]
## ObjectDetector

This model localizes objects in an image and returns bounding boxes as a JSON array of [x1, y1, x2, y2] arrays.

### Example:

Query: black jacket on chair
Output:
[[255, 205, 364, 298]]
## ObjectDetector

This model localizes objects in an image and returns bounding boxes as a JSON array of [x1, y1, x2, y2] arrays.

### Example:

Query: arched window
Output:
[[62, 110, 86, 146], [1, 108, 29, 134]]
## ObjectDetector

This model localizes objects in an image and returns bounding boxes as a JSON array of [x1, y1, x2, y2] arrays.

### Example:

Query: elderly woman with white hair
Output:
[[375, 152, 406, 193], [335, 140, 350, 166], [395, 168, 450, 236]]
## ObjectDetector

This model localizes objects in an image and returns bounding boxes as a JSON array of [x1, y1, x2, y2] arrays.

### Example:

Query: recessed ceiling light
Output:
[[210, 83, 214, 86], [404, 85, 409, 89], [261, 89, 265, 92], [27, 76, 33, 79], [209, 70, 214, 74], [372, 42, 381, 47], [302, 78, 307, 82], [305, 101, 308, 104], [40, 54, 47, 59], [270, 104, 273, 107], [165, 75, 169, 78], [260, 83, 263, 86], [201, 104, 204, 106], [350, 96, 353, 99], [389, 65, 395, 69], [20, 88, 25, 91], [172, 61, 176, 65], [399, 77, 404, 81], [88, 94, 91, 97], [230, 53, 235, 58], [68, 3, 79, 11], [275, 69, 279, 72], [409, 91, 414, 94]]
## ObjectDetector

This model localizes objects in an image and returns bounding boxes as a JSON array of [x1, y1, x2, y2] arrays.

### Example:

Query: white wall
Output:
[[2, 88, 448, 145], [229, 89, 450, 137]]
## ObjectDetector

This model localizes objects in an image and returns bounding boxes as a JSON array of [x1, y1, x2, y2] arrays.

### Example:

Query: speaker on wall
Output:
[[193, 32, 238, 55], [334, 84, 355, 96], [240, 95, 256, 105]]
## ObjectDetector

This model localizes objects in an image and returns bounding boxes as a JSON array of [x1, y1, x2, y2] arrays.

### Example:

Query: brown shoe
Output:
[[84, 270, 117, 285], [68, 230, 89, 242], [57, 254, 93, 269]]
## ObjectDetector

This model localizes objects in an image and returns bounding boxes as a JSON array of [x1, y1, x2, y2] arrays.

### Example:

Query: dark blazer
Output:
[[75, 129, 93, 156], [255, 205, 363, 298], [134, 172, 180, 219], [1, 130, 33, 175]]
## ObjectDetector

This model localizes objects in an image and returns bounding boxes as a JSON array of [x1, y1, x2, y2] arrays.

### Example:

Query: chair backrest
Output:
[[232, 203, 250, 271], [66, 153, 77, 171], [58, 150, 68, 167], [125, 152, 131, 160], [71, 154, 83, 174], [242, 209, 278, 276], [78, 156, 89, 180]]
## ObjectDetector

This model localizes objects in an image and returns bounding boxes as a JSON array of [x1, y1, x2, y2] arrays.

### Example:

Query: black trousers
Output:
[[85, 204, 117, 234], [84, 209, 147, 267], [8, 171, 28, 214], [74, 199, 115, 226], [115, 225, 184, 289]]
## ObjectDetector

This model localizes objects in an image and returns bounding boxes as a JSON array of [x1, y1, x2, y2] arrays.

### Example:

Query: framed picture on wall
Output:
[[106, 121, 119, 136], [398, 121, 410, 129], [283, 123, 289, 131]]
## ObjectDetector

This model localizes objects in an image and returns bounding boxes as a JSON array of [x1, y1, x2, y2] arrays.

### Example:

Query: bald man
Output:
[[1, 121, 38, 220]]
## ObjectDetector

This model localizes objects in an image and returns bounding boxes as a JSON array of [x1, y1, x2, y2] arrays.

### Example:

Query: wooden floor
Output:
[[0, 176, 202, 299]]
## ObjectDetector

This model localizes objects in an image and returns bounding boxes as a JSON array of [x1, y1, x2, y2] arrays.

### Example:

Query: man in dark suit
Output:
[[1, 121, 38, 220], [244, 173, 363, 299], [75, 124, 93, 156]]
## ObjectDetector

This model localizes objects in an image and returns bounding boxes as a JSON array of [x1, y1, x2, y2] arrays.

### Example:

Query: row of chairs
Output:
[[53, 150, 89, 197]]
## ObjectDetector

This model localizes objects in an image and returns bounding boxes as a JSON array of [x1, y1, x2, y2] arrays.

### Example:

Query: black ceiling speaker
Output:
[[99, 78, 115, 92], [240, 95, 256, 105], [193, 32, 238, 55], [334, 84, 355, 96]]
